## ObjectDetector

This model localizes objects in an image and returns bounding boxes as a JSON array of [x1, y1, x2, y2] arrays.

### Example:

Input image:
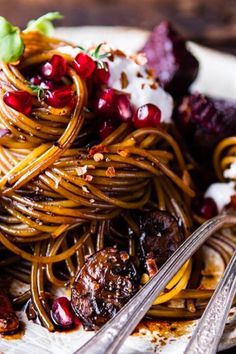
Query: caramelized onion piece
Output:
[[71, 247, 139, 330], [139, 209, 183, 269]]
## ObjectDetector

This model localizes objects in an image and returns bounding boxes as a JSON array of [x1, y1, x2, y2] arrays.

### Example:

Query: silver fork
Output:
[[184, 249, 236, 354], [73, 213, 236, 354]]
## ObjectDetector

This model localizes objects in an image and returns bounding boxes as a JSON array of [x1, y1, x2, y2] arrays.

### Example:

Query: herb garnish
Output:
[[0, 17, 24, 63], [25, 12, 63, 36], [78, 43, 110, 69]]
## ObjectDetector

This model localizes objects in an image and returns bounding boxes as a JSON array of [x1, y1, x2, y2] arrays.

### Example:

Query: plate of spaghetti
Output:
[[1, 12, 236, 354]]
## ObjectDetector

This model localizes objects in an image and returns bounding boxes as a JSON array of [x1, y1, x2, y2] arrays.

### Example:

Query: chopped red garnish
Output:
[[98, 119, 117, 140], [72, 53, 96, 79], [51, 297, 75, 328], [3, 91, 33, 115], [93, 62, 110, 85], [133, 103, 161, 128], [192, 197, 218, 219], [41, 55, 67, 82], [115, 94, 133, 123], [93, 88, 116, 116], [45, 86, 74, 108]]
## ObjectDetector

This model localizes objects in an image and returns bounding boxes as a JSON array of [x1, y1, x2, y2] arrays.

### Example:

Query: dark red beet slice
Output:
[[176, 93, 236, 159], [141, 21, 199, 96]]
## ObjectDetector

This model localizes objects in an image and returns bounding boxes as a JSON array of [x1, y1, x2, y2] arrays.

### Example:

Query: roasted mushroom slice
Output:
[[139, 209, 183, 270], [0, 289, 19, 333], [71, 247, 139, 330]]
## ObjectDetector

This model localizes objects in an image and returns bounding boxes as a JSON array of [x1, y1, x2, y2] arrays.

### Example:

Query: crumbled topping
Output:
[[84, 174, 93, 182], [89, 144, 108, 156], [93, 153, 104, 162], [120, 72, 129, 89], [150, 82, 158, 90], [76, 166, 88, 176], [82, 185, 89, 193], [130, 52, 147, 66], [120, 251, 130, 262], [117, 149, 129, 157], [106, 166, 116, 178], [146, 258, 158, 277]]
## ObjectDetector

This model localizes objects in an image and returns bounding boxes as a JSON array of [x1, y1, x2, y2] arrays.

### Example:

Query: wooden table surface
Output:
[[0, 1, 236, 353], [0, 0, 236, 55]]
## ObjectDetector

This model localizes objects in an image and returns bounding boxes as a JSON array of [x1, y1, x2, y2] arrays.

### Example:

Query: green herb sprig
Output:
[[28, 84, 45, 100], [78, 43, 110, 69]]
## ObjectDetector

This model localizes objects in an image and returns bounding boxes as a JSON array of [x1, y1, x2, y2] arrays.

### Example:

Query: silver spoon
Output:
[[73, 213, 236, 354]]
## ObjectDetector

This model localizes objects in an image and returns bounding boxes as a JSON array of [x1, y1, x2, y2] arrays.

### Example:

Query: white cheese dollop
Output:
[[205, 182, 236, 212], [224, 162, 236, 179], [108, 56, 173, 123], [58, 46, 174, 124]]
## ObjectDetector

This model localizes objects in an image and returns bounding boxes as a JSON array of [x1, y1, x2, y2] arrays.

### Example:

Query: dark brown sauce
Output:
[[1, 321, 25, 341], [133, 319, 194, 344]]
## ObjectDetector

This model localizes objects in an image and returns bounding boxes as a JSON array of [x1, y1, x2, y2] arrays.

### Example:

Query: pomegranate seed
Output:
[[30, 75, 43, 86], [93, 62, 110, 85], [30, 75, 57, 90], [74, 315, 81, 327], [72, 53, 96, 79], [192, 197, 218, 219], [93, 88, 116, 116], [51, 297, 75, 328], [41, 55, 67, 82], [45, 86, 73, 108], [98, 119, 117, 140], [3, 91, 33, 115], [40, 80, 57, 90], [133, 103, 161, 128], [115, 94, 133, 123]]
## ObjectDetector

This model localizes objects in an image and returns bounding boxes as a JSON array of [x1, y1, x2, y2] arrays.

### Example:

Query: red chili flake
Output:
[[106, 166, 116, 178], [117, 149, 129, 157], [89, 144, 108, 157], [146, 258, 158, 277]]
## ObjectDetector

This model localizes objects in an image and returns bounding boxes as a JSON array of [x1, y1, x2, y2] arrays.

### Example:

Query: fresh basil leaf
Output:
[[0, 17, 24, 63], [25, 12, 63, 36]]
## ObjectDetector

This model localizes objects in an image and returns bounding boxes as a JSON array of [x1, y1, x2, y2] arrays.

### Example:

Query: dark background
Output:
[[0, 0, 236, 353], [0, 0, 236, 55]]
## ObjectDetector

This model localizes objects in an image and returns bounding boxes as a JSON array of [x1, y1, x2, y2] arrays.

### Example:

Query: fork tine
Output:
[[74, 213, 236, 354], [184, 249, 236, 354]]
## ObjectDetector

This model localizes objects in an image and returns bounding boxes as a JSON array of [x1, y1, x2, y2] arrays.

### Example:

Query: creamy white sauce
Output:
[[224, 162, 236, 179], [205, 182, 236, 212], [108, 56, 173, 123], [58, 46, 174, 123]]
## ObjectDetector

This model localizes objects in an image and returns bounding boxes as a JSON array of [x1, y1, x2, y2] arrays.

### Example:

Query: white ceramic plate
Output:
[[1, 26, 236, 354]]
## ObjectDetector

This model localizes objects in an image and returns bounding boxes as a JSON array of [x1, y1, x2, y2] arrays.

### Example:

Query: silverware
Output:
[[73, 213, 236, 354], [184, 249, 236, 354]]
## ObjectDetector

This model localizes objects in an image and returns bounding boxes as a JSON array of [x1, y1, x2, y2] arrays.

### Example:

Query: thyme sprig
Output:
[[78, 43, 110, 69]]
